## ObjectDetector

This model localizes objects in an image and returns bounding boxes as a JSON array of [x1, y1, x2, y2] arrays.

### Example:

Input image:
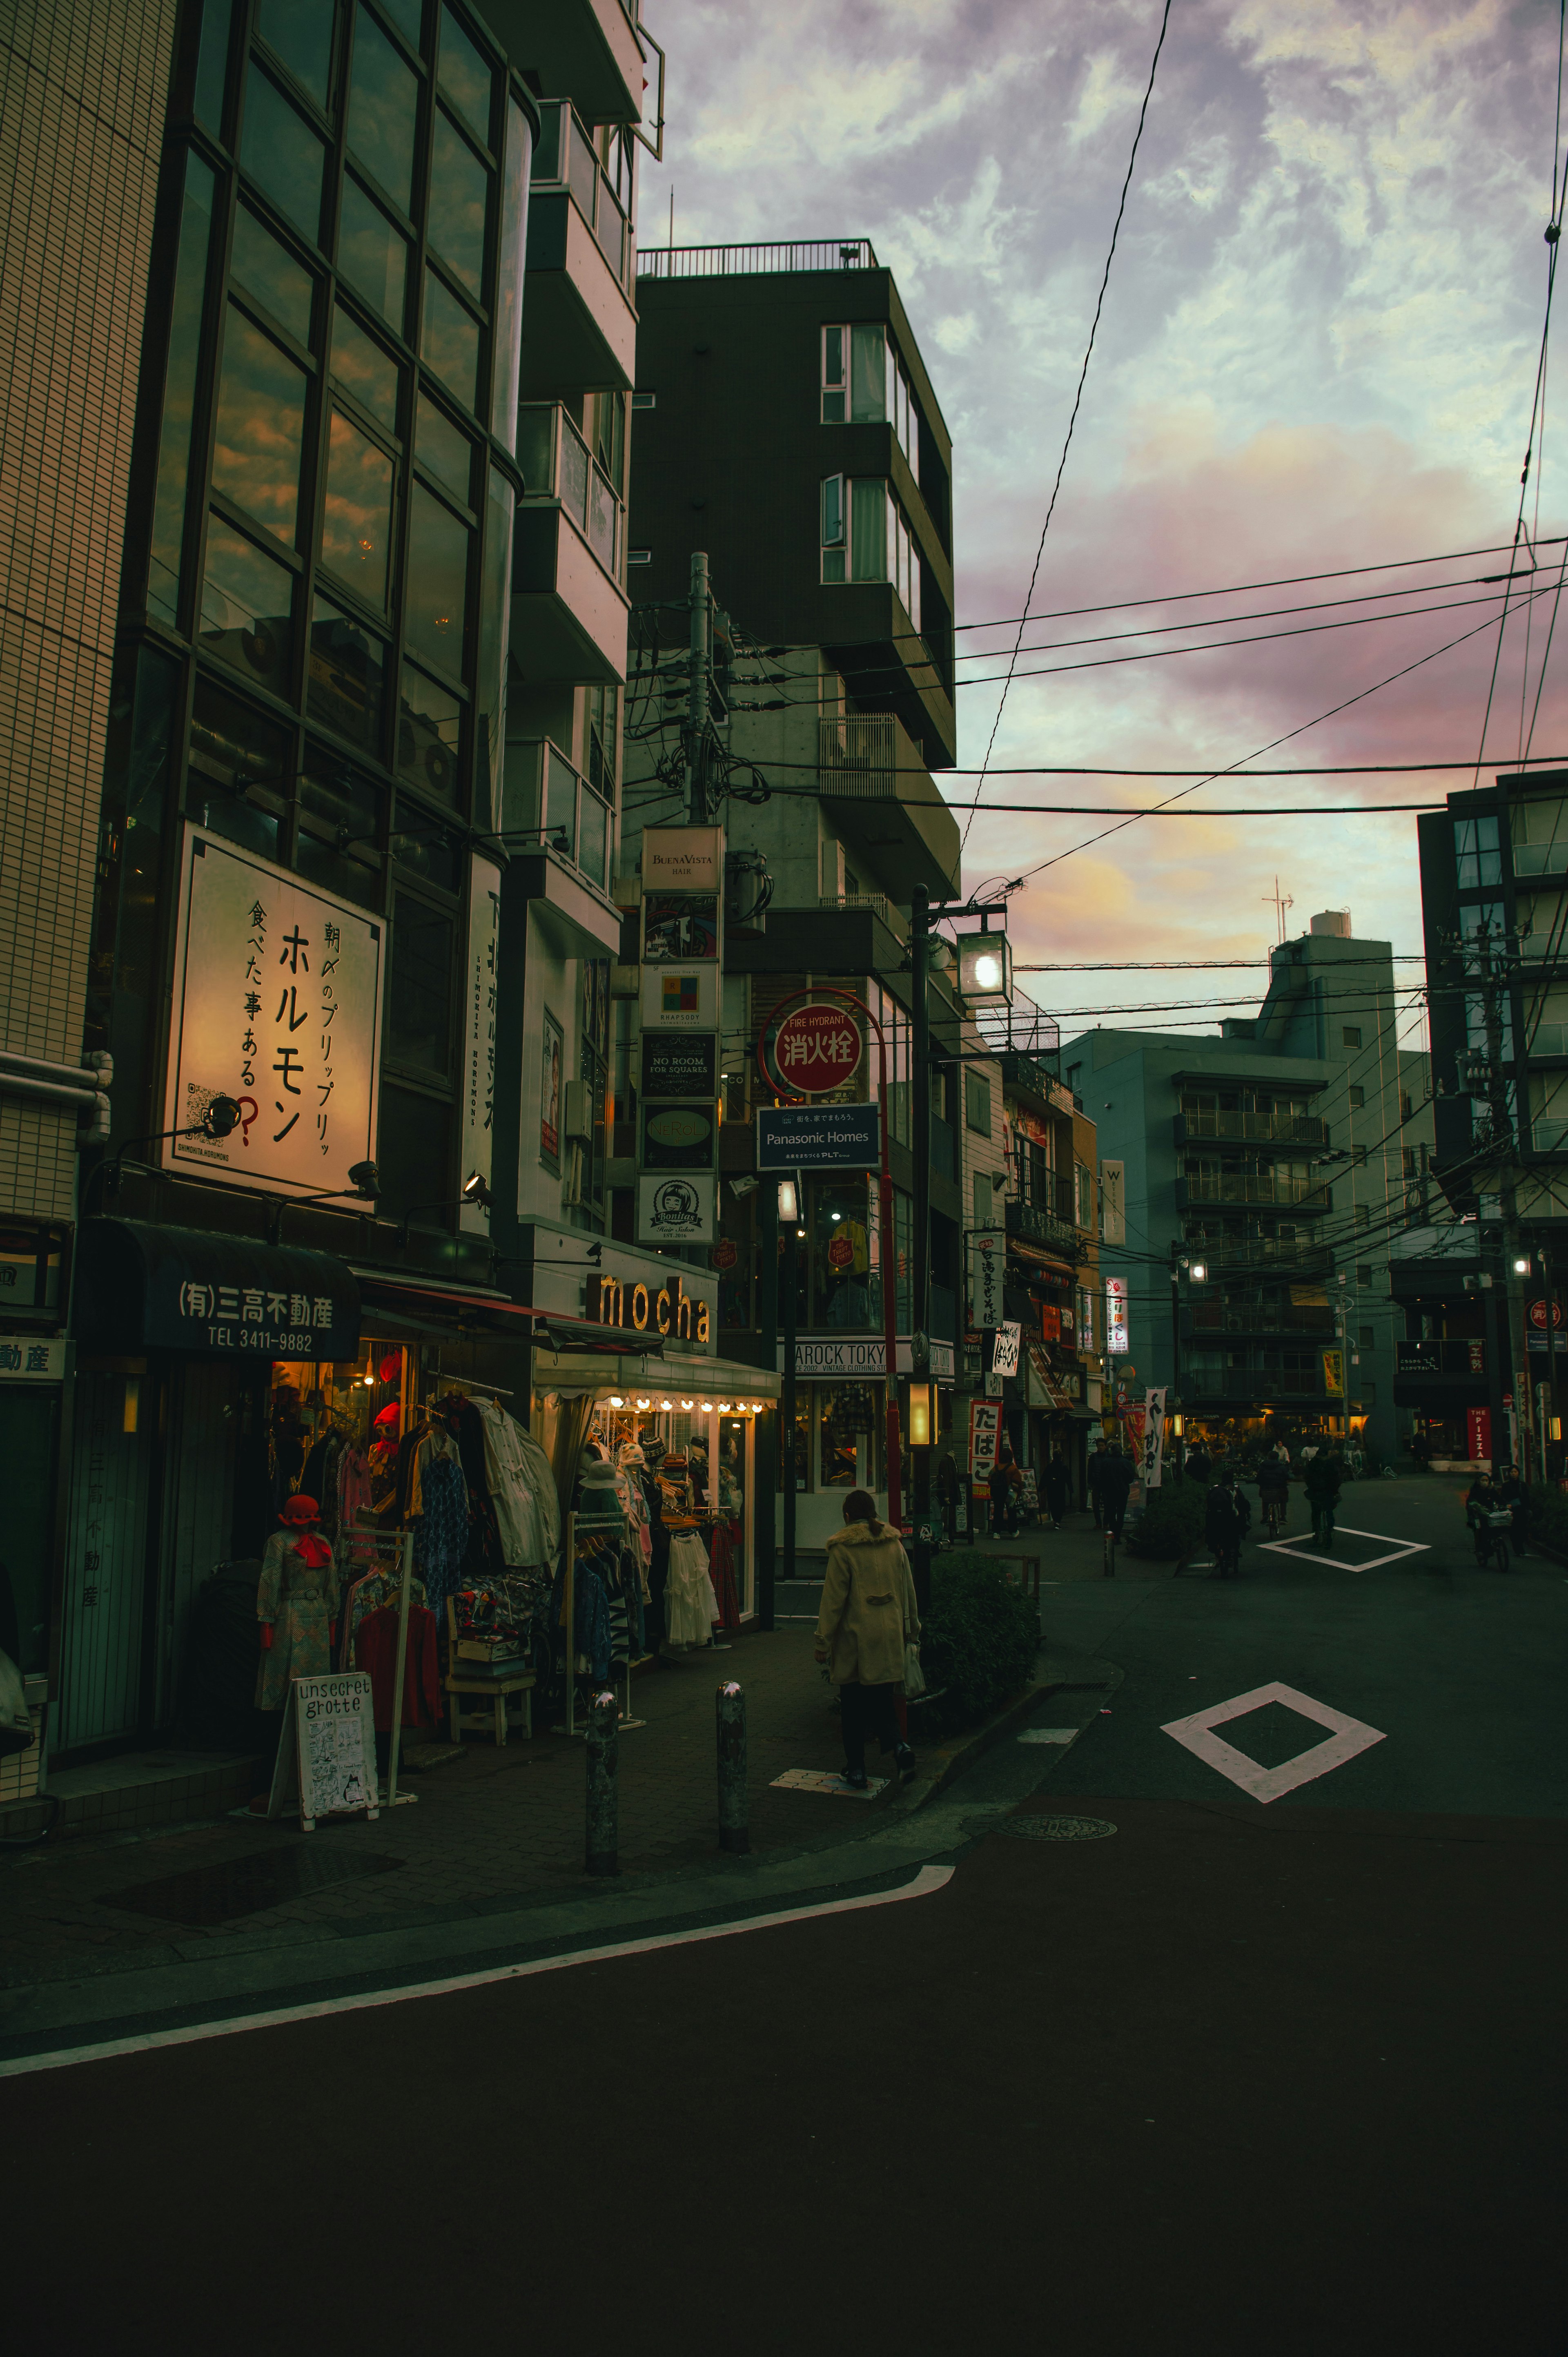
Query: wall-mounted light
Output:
[[777, 1175, 800, 1223], [461, 1169, 492, 1206], [1190, 1260, 1208, 1283], [908, 1382, 931, 1447]]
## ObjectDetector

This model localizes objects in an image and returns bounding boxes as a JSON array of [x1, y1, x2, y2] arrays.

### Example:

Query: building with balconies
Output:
[[1061, 913, 1433, 1460]]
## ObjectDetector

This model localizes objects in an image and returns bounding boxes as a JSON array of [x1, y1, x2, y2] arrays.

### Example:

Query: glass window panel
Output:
[[533, 99, 562, 181], [148, 154, 215, 627], [321, 408, 394, 604], [255, 0, 334, 106], [428, 110, 490, 296], [240, 63, 325, 241], [398, 663, 462, 801], [438, 6, 492, 140], [198, 515, 295, 699], [849, 476, 886, 581], [230, 206, 314, 343], [579, 787, 608, 887], [211, 303, 308, 542], [415, 393, 472, 502], [820, 473, 844, 548], [346, 3, 419, 213], [388, 895, 454, 1071], [187, 673, 288, 860], [587, 460, 615, 573], [491, 99, 530, 451], [378, 1082, 452, 1219], [296, 826, 384, 910], [299, 748, 380, 834], [330, 300, 401, 428], [378, 0, 423, 47], [420, 269, 480, 410], [337, 176, 408, 328], [849, 323, 887, 423], [567, 115, 597, 226], [308, 594, 385, 751], [558, 414, 588, 528], [406, 484, 470, 676], [194, 0, 231, 130], [544, 746, 577, 857], [474, 471, 510, 831], [392, 810, 462, 892], [516, 402, 553, 495]]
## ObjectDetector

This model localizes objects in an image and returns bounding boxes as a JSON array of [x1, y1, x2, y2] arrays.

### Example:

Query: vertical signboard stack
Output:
[[638, 827, 724, 1247]]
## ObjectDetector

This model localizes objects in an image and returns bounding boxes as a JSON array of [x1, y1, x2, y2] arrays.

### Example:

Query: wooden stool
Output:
[[444, 1599, 535, 1747], [993, 1553, 1042, 1601]]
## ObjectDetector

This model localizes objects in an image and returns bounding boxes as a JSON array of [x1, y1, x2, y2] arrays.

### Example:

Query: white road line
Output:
[[0, 1864, 954, 2081], [1259, 1524, 1430, 1573], [1160, 1680, 1386, 1803]]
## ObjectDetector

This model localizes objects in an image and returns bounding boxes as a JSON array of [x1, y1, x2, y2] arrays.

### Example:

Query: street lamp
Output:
[[1190, 1260, 1207, 1283], [955, 930, 1013, 1005], [397, 1168, 492, 1245], [908, 1382, 932, 1447]]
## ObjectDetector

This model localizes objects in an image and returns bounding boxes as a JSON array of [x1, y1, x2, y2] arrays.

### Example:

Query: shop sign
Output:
[[460, 856, 501, 1236], [641, 1101, 717, 1171], [770, 1003, 863, 1095], [163, 826, 383, 1200], [1039, 1304, 1060, 1342], [1012, 1106, 1051, 1148], [756, 1103, 880, 1171], [588, 1266, 711, 1346], [638, 1172, 716, 1245], [642, 825, 724, 893], [827, 1232, 853, 1269], [710, 1237, 738, 1272], [969, 1397, 1002, 1481], [640, 962, 718, 1032], [1142, 1385, 1167, 1490], [1323, 1347, 1344, 1395], [1467, 1404, 1492, 1461], [1105, 1275, 1129, 1353], [644, 890, 719, 963], [0, 1337, 67, 1380], [540, 1008, 564, 1165], [968, 1228, 1004, 1331], [782, 1336, 954, 1379], [1100, 1161, 1125, 1246], [1528, 1298, 1563, 1329], [991, 1320, 1022, 1378], [75, 1218, 359, 1360], [642, 1030, 718, 1099]]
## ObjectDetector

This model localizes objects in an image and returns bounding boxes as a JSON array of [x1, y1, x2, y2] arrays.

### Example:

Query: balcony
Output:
[[1174, 1112, 1330, 1148], [499, 738, 621, 958], [521, 101, 637, 397], [512, 404, 627, 684], [814, 889, 906, 943], [817, 714, 960, 899], [1181, 1369, 1329, 1403], [486, 0, 645, 127], [1176, 1173, 1331, 1210], [1189, 1301, 1336, 1337], [1005, 1196, 1088, 1265], [639, 238, 879, 279]]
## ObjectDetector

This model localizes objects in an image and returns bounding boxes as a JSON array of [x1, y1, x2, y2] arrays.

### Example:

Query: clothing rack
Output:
[[434, 1371, 514, 1400], [557, 1511, 642, 1735], [345, 1522, 417, 1806]]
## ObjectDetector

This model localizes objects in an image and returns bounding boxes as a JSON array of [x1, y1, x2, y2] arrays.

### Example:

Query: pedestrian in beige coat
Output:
[[815, 1488, 920, 1789]]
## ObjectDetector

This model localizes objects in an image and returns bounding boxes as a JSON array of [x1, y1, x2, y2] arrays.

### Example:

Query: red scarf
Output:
[[289, 1533, 333, 1568]]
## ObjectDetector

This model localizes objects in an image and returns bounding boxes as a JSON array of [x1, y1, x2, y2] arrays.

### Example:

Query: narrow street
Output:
[[4, 1478, 1561, 2354]]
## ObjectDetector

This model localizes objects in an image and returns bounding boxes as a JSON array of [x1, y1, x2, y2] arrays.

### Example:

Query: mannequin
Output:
[[256, 1493, 339, 1710]]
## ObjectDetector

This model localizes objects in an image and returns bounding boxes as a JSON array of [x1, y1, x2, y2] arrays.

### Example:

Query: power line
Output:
[[965, 0, 1174, 849]]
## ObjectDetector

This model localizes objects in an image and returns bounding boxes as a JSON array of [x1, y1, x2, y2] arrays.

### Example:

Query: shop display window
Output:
[[270, 1336, 411, 1511], [818, 1383, 880, 1489], [810, 1175, 875, 1328]]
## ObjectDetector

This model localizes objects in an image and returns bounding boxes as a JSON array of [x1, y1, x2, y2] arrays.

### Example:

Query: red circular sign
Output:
[[1528, 1298, 1562, 1329], [827, 1233, 853, 1269], [710, 1237, 738, 1271], [770, 1003, 862, 1095]]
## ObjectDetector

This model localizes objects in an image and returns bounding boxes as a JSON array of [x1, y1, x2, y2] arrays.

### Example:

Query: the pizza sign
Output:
[[771, 1004, 862, 1095]]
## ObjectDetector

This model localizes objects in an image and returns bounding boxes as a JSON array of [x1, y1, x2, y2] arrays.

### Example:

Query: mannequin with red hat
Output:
[[255, 1494, 339, 1712]]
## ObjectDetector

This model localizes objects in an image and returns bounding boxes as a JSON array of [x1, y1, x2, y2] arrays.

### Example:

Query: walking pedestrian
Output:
[[1043, 1446, 1071, 1531], [1087, 1437, 1109, 1527], [1492, 1462, 1530, 1557], [1205, 1467, 1250, 1577], [1257, 1449, 1290, 1536], [1100, 1444, 1134, 1539], [1303, 1445, 1343, 1551], [814, 1488, 920, 1791], [992, 1445, 1021, 1537], [1464, 1464, 1499, 1563], [1184, 1438, 1212, 1486]]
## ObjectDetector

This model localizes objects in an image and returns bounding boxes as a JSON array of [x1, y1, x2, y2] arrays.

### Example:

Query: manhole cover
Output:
[[997, 1814, 1117, 1842]]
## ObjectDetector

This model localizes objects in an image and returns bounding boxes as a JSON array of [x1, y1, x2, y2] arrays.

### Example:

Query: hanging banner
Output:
[[459, 855, 501, 1235], [1142, 1385, 1167, 1490], [163, 826, 383, 1200], [540, 1008, 564, 1164], [991, 1320, 1022, 1378], [968, 1227, 1004, 1331], [1100, 1160, 1125, 1245], [1466, 1404, 1492, 1461], [1105, 1275, 1129, 1353], [1323, 1348, 1344, 1395]]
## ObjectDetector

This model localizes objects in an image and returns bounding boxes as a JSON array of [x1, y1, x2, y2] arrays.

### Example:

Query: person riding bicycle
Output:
[[1303, 1446, 1344, 1551], [1257, 1450, 1290, 1533], [1492, 1463, 1530, 1559], [1464, 1466, 1499, 1563], [1205, 1468, 1250, 1578]]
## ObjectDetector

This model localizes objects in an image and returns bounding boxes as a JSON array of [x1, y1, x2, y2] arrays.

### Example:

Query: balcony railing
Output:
[[1178, 1112, 1330, 1146], [1181, 1369, 1327, 1401], [1191, 1302, 1336, 1335], [815, 891, 907, 943], [532, 100, 633, 288], [502, 737, 614, 892], [517, 402, 621, 580], [1006, 1196, 1087, 1263], [1180, 1173, 1330, 1208], [974, 997, 1061, 1063], [638, 238, 878, 279]]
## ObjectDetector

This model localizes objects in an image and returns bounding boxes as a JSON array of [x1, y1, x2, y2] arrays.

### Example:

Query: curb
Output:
[[896, 1678, 1070, 1813]]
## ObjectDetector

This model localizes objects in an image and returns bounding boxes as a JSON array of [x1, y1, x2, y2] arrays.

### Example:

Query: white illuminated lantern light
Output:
[[610, 1395, 624, 1408], [956, 931, 1013, 1006]]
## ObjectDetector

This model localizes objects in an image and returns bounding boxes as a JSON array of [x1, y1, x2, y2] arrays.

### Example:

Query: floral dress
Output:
[[255, 1530, 339, 1710]]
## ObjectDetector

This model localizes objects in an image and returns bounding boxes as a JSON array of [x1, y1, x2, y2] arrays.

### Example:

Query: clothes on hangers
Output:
[[414, 1449, 468, 1624], [708, 1521, 742, 1631], [476, 1396, 559, 1567], [354, 1601, 441, 1733], [664, 1528, 718, 1647]]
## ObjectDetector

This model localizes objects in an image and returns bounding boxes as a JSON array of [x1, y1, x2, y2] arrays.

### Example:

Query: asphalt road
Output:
[[4, 1476, 1563, 2353]]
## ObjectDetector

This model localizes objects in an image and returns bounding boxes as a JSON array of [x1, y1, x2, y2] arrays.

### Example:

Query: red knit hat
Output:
[[280, 1494, 321, 1527]]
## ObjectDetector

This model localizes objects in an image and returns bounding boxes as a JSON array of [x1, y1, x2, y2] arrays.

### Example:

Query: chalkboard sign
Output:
[[267, 1673, 380, 1831]]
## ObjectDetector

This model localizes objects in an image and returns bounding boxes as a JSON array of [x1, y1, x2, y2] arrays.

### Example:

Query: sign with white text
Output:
[[769, 1003, 864, 1094], [642, 825, 724, 894], [756, 1103, 881, 1170], [1142, 1386, 1167, 1490], [1105, 1275, 1129, 1354], [969, 1398, 1002, 1484], [460, 855, 500, 1235], [163, 827, 383, 1199]]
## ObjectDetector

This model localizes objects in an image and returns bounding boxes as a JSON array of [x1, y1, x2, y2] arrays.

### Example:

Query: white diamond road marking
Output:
[[1258, 1523, 1431, 1574], [1160, 1680, 1387, 1804]]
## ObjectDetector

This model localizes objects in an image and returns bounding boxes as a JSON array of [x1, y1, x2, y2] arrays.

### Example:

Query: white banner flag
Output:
[[1142, 1386, 1167, 1490]]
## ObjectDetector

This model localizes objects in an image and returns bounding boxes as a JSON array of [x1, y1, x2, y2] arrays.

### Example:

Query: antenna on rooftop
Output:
[[1264, 877, 1294, 943]]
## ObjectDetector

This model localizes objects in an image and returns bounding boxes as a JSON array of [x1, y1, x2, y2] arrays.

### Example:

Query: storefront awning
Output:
[[75, 1218, 359, 1360], [350, 1265, 663, 1354], [1006, 1238, 1078, 1282], [532, 1345, 778, 1402]]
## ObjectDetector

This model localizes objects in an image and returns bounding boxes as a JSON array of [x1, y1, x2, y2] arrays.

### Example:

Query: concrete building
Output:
[[1062, 912, 1433, 1464]]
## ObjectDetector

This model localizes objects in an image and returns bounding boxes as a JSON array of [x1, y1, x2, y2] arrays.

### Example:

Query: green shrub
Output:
[[1123, 1478, 1206, 1561], [1531, 1492, 1568, 1556], [914, 1552, 1040, 1742]]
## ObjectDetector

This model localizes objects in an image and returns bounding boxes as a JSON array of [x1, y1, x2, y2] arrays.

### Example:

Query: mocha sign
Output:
[[586, 1268, 712, 1347]]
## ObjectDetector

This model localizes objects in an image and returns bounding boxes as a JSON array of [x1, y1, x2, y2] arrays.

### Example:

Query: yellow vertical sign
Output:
[[1323, 1349, 1344, 1395]]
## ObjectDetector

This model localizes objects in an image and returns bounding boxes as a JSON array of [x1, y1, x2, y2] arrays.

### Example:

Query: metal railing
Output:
[[973, 994, 1061, 1063], [1191, 1302, 1336, 1335], [1182, 1368, 1327, 1400], [814, 890, 907, 943], [517, 402, 621, 580], [1179, 1111, 1330, 1145], [1005, 1197, 1086, 1262], [532, 100, 633, 287], [502, 736, 614, 892], [638, 238, 878, 279], [1180, 1172, 1330, 1207]]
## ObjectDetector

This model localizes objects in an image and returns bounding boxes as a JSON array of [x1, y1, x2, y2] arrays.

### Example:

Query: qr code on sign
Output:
[[185, 1084, 218, 1126]]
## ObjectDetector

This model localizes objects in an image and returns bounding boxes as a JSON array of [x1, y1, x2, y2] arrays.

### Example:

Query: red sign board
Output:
[[1528, 1298, 1562, 1330], [710, 1237, 738, 1271], [1467, 1405, 1492, 1462], [771, 1003, 862, 1095], [827, 1232, 853, 1269]]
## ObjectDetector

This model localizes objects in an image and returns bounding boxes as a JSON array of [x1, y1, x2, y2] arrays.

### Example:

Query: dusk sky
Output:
[[639, 0, 1565, 1045]]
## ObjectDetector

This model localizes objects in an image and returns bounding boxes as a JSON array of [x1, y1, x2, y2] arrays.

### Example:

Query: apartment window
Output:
[[818, 475, 922, 624], [1359, 1325, 1374, 1349], [1352, 1204, 1370, 1231], [631, 389, 655, 410], [1342, 1027, 1362, 1049], [1399, 1087, 1413, 1119], [1349, 1084, 1364, 1107], [1356, 1263, 1372, 1284], [1350, 1144, 1367, 1166], [972, 1172, 992, 1231], [1360, 1380, 1378, 1404], [965, 1070, 991, 1136], [1455, 812, 1502, 888]]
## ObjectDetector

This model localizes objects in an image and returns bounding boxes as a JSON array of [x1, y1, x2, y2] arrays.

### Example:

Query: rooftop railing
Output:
[[638, 238, 878, 279]]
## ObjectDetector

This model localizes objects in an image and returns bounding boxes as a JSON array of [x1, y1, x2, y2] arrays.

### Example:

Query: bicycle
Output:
[[1478, 1507, 1514, 1573], [1260, 1494, 1287, 1540], [1310, 1499, 1336, 1551]]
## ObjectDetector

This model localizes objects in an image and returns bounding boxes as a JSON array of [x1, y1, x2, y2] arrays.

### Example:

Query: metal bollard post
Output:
[[716, 1680, 749, 1855], [1102, 1527, 1116, 1579], [585, 1688, 619, 1876]]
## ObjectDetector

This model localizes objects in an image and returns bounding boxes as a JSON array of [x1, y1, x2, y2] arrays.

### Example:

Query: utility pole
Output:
[[1477, 914, 1528, 1472], [781, 1202, 798, 1582], [686, 549, 710, 824], [909, 883, 932, 1612], [757, 1177, 778, 1629]]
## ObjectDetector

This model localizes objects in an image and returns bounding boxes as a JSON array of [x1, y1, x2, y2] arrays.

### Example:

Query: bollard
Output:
[[716, 1680, 750, 1855], [1102, 1528, 1116, 1580], [585, 1688, 619, 1876]]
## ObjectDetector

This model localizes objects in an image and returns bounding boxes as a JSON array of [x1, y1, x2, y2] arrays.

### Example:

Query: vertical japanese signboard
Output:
[[968, 1228, 1004, 1330], [460, 856, 501, 1234], [1142, 1385, 1167, 1489], [163, 827, 383, 1199], [1105, 1276, 1129, 1353]]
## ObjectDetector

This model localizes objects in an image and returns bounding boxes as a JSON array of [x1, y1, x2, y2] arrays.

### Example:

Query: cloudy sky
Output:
[[639, 0, 1564, 1043]]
